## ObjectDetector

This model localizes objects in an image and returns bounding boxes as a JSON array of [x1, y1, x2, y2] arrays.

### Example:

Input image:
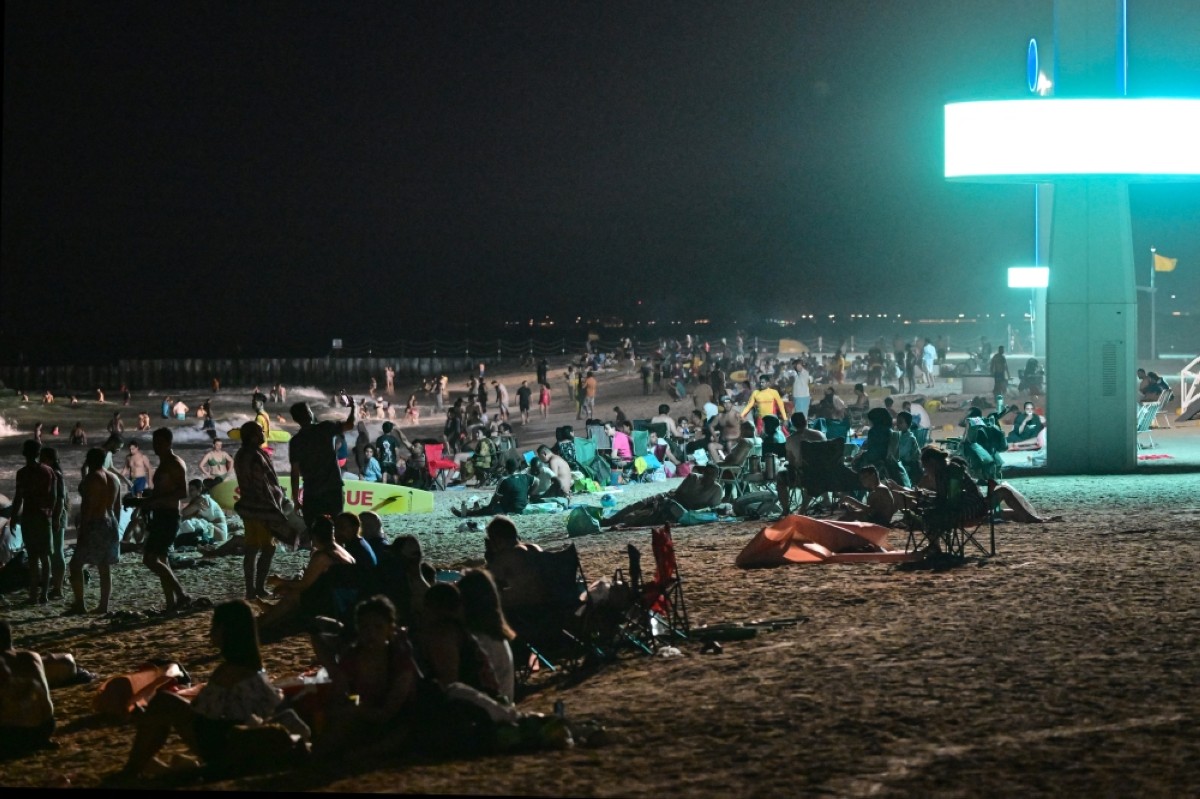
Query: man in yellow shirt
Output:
[[740, 375, 787, 432]]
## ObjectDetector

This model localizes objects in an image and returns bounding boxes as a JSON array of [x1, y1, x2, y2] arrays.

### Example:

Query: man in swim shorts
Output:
[[124, 428, 192, 613], [10, 440, 59, 605], [67, 448, 121, 615], [122, 440, 153, 496]]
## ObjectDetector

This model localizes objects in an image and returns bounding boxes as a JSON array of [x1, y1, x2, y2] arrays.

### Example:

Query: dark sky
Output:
[[3, 0, 1198, 359]]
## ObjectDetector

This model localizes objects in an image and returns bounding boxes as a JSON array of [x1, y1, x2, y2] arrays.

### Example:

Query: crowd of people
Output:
[[0, 339, 1080, 785]]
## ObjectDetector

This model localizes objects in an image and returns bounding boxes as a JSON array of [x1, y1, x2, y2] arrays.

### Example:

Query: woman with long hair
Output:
[[458, 569, 516, 703], [119, 600, 300, 778]]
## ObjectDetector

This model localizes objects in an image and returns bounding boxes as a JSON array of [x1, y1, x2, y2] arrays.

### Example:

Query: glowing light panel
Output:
[[945, 99, 1200, 179], [1008, 266, 1049, 288]]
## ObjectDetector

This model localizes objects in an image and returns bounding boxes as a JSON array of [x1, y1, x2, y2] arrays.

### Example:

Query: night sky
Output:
[[3, 0, 1198, 360]]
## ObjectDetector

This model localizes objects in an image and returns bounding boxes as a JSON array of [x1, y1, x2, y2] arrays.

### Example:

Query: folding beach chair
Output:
[[904, 466, 994, 558], [1153, 387, 1174, 430], [616, 524, 690, 652], [423, 442, 458, 490], [795, 437, 860, 513], [504, 544, 608, 688], [1136, 389, 1175, 449]]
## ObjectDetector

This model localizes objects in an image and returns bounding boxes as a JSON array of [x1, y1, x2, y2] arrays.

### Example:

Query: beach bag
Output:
[[566, 506, 604, 537], [732, 491, 782, 521]]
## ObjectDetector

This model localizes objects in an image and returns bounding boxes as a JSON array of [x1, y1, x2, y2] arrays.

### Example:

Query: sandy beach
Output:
[[1, 363, 1197, 796]]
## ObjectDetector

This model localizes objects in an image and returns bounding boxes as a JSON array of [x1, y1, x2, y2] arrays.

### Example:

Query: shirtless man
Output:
[[601, 464, 723, 527], [67, 448, 121, 615], [483, 515, 546, 608], [536, 445, 573, 500], [711, 396, 743, 462], [122, 440, 154, 496], [123, 428, 192, 613], [650, 404, 682, 439], [0, 620, 57, 754], [198, 439, 234, 488], [10, 440, 59, 605], [838, 466, 901, 526]]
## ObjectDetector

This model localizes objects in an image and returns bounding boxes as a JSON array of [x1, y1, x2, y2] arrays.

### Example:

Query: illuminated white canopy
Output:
[[945, 99, 1200, 180], [1008, 266, 1049, 288]]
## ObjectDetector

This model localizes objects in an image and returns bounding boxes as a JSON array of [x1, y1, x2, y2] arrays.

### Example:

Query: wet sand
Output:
[[1, 367, 1198, 795]]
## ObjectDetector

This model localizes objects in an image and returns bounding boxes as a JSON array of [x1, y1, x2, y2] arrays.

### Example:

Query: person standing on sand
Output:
[[39, 447, 69, 601], [516, 380, 532, 425], [493, 381, 510, 422], [67, 448, 121, 615], [10, 439, 59, 605], [581, 370, 597, 420], [124, 428, 193, 613], [122, 440, 153, 497], [233, 422, 283, 600], [252, 392, 271, 447], [289, 400, 356, 533], [385, 365, 395, 396]]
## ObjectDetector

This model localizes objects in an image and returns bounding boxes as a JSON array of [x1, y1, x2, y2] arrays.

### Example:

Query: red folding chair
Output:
[[617, 524, 690, 651], [424, 442, 457, 490]]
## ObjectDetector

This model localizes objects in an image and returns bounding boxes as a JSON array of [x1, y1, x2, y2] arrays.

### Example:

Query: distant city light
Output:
[[945, 99, 1200, 178]]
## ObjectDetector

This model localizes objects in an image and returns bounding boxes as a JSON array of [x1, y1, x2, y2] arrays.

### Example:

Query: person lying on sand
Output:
[[600, 464, 723, 528]]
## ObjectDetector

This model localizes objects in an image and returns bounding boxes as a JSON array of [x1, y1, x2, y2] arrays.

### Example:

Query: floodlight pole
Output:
[[1149, 247, 1157, 359]]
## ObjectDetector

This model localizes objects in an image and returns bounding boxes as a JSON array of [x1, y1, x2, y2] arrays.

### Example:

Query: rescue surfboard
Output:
[[209, 478, 433, 516]]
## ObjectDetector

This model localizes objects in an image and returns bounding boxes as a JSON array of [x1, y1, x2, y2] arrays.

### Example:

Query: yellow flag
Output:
[[1153, 253, 1177, 272]]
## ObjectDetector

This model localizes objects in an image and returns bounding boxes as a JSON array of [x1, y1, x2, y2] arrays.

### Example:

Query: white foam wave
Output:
[[0, 415, 21, 438]]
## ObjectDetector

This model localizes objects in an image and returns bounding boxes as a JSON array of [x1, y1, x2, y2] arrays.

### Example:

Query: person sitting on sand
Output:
[[415, 582, 502, 698], [358, 511, 388, 556], [1006, 401, 1044, 444], [259, 517, 355, 633], [179, 479, 229, 545], [460, 569, 517, 705], [117, 600, 308, 780], [837, 466, 900, 526], [383, 534, 435, 630], [453, 458, 536, 518], [0, 620, 58, 756], [483, 515, 546, 610], [66, 448, 122, 616], [312, 595, 420, 759], [333, 512, 380, 600], [535, 445, 573, 500]]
